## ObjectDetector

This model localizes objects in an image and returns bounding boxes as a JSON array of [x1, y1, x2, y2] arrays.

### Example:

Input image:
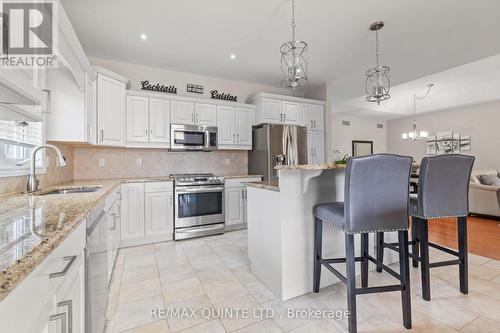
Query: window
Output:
[[0, 120, 43, 173]]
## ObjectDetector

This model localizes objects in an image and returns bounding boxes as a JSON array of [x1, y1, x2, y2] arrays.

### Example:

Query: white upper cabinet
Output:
[[261, 98, 282, 123], [301, 103, 324, 130], [171, 100, 195, 125], [149, 98, 171, 144], [251, 93, 325, 128], [217, 105, 236, 145], [217, 105, 253, 150], [235, 107, 252, 147], [85, 74, 97, 144], [309, 104, 324, 130], [126, 96, 149, 143], [97, 72, 127, 146], [195, 103, 217, 126], [282, 101, 300, 125], [126, 95, 171, 147], [171, 101, 216, 126]]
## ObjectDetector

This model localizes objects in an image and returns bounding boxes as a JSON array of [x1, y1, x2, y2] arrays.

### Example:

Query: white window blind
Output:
[[0, 120, 42, 169]]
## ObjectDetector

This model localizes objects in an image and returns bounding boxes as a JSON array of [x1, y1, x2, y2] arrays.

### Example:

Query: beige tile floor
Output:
[[105, 230, 500, 333]]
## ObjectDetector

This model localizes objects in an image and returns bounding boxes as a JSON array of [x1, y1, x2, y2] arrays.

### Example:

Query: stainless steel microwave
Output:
[[170, 124, 217, 151]]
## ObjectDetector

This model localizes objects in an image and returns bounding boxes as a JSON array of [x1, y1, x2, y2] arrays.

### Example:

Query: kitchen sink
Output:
[[37, 186, 102, 195]]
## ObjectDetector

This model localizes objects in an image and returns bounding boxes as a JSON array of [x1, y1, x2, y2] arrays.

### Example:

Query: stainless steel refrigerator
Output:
[[248, 124, 308, 180]]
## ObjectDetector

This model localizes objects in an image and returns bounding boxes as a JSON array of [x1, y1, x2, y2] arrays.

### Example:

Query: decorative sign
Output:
[[210, 90, 237, 102], [141, 80, 177, 94], [187, 84, 204, 94]]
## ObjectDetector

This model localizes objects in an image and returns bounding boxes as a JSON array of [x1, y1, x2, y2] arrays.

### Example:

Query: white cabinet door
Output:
[[126, 96, 149, 143], [236, 107, 252, 147], [149, 98, 171, 144], [54, 251, 85, 333], [97, 73, 126, 146], [85, 74, 97, 144], [261, 98, 282, 123], [225, 187, 245, 226], [121, 183, 145, 240], [282, 101, 300, 125], [195, 103, 217, 126], [145, 191, 173, 237], [217, 105, 235, 145], [307, 131, 325, 164], [301, 103, 312, 129], [310, 104, 324, 131], [171, 100, 195, 125]]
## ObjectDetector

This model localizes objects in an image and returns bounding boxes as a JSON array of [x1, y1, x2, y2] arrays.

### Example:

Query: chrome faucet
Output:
[[17, 144, 67, 193]]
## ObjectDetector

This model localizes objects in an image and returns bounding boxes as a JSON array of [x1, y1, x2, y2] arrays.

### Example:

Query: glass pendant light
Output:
[[280, 0, 308, 89]]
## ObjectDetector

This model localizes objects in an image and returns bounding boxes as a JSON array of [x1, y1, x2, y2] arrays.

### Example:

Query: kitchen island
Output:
[[246, 163, 399, 301]]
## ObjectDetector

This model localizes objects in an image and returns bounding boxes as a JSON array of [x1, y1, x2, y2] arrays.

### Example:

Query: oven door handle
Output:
[[175, 186, 224, 194]]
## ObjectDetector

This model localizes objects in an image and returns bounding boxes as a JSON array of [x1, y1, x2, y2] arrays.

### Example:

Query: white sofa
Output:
[[469, 169, 500, 217]]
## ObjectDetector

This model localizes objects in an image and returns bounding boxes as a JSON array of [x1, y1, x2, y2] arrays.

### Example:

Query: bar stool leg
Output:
[[419, 219, 431, 301], [345, 233, 357, 333], [398, 230, 412, 329], [361, 233, 369, 288], [411, 217, 420, 268], [458, 216, 468, 294], [376, 232, 384, 273], [313, 217, 323, 293]]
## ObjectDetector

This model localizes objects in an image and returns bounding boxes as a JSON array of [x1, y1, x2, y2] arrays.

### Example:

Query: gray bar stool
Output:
[[377, 154, 474, 301], [313, 154, 413, 333]]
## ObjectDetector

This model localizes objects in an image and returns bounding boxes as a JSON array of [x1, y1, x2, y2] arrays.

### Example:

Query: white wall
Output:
[[325, 81, 387, 162], [90, 57, 305, 102], [330, 115, 387, 161], [387, 100, 500, 171]]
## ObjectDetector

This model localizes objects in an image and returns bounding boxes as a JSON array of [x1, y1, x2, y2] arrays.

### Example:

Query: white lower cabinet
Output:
[[121, 182, 174, 247], [307, 130, 325, 164], [120, 183, 145, 241], [225, 187, 245, 226], [145, 191, 174, 237], [224, 177, 261, 230], [0, 222, 86, 333]]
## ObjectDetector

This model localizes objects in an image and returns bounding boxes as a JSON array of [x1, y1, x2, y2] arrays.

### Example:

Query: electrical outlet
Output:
[[225, 158, 230, 166], [136, 158, 142, 166], [99, 158, 105, 167]]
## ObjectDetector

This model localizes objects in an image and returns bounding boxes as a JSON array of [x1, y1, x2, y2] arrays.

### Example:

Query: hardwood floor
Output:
[[427, 216, 500, 260]]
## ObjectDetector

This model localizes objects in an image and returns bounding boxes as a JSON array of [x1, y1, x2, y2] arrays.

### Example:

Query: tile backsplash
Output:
[[73, 147, 247, 179], [0, 143, 75, 195], [0, 145, 249, 194]]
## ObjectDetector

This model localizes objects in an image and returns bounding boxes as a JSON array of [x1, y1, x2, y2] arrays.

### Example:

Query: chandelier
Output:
[[280, 0, 308, 89], [365, 21, 390, 105], [402, 84, 434, 140]]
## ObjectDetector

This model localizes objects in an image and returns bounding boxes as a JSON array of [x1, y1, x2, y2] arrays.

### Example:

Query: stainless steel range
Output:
[[171, 173, 225, 240]]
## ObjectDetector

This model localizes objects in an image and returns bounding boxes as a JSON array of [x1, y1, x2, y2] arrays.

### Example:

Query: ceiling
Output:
[[334, 54, 500, 119], [62, 0, 500, 116]]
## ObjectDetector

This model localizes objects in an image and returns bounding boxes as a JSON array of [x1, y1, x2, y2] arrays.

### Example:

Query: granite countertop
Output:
[[275, 163, 347, 170], [246, 180, 280, 192], [0, 176, 172, 302]]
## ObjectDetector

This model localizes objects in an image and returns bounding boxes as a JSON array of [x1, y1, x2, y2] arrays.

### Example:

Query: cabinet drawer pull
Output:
[[49, 255, 77, 278], [58, 300, 73, 333], [100, 130, 104, 142], [50, 312, 67, 333]]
